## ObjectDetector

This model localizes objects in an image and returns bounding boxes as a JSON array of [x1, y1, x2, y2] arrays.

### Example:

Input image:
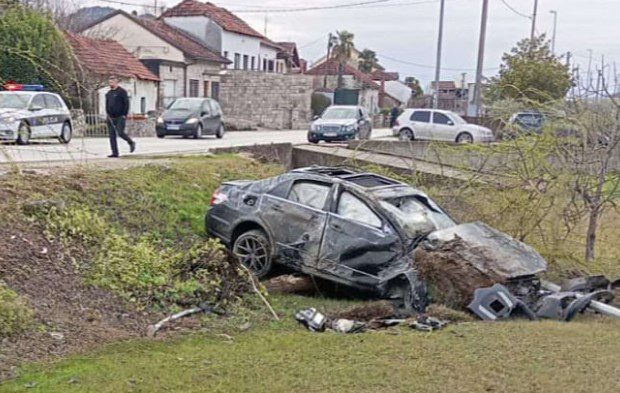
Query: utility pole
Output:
[[530, 0, 539, 41], [323, 33, 335, 88], [264, 15, 268, 36], [471, 0, 489, 118], [550, 10, 557, 54], [433, 0, 446, 109], [587, 49, 593, 93], [614, 62, 618, 95]]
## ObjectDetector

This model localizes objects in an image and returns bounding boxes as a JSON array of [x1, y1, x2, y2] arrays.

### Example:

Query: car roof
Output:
[[291, 166, 421, 195], [326, 105, 360, 109], [0, 91, 39, 96]]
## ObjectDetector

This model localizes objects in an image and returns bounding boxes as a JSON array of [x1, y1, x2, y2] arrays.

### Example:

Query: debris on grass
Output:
[[332, 301, 396, 322], [264, 275, 316, 295]]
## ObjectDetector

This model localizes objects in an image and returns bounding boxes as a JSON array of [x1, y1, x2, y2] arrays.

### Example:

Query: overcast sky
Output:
[[88, 0, 620, 88]]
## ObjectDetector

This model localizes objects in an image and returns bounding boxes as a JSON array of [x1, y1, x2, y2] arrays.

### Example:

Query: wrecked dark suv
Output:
[[205, 167, 546, 312]]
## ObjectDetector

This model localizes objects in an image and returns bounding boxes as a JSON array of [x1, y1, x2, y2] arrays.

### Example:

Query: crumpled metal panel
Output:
[[424, 221, 547, 279]]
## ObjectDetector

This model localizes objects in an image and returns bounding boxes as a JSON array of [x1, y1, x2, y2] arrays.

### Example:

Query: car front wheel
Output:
[[456, 132, 474, 144], [59, 121, 72, 144], [194, 124, 203, 139], [16, 121, 31, 145], [233, 229, 273, 279], [216, 124, 225, 139]]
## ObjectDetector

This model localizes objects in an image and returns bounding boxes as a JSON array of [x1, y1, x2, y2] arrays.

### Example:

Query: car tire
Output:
[[307, 134, 319, 144], [233, 229, 273, 279], [194, 124, 203, 139], [399, 128, 414, 141], [157, 133, 165, 139], [59, 121, 72, 144], [16, 121, 31, 145], [456, 132, 474, 144], [216, 124, 225, 139]]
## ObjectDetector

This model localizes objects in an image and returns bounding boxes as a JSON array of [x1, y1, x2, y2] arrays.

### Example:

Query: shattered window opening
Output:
[[337, 192, 382, 228], [288, 181, 331, 210], [380, 195, 455, 237]]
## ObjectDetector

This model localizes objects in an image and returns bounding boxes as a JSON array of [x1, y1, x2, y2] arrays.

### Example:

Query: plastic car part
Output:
[[467, 283, 537, 321], [295, 308, 327, 332], [409, 316, 448, 332], [541, 280, 620, 319], [535, 290, 615, 321], [330, 319, 366, 333], [560, 275, 610, 293]]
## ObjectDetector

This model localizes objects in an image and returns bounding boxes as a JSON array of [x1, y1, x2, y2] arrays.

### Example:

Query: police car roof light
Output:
[[3, 83, 44, 92]]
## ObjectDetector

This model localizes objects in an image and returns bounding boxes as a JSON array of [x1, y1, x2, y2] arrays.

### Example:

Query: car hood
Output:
[[0, 108, 23, 117], [421, 221, 547, 279], [162, 109, 197, 120], [313, 118, 356, 126]]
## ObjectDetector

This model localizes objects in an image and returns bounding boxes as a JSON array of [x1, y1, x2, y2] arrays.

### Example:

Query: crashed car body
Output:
[[205, 167, 546, 311]]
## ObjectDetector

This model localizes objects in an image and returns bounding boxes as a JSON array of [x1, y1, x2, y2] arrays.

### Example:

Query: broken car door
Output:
[[260, 180, 331, 267], [319, 188, 402, 286]]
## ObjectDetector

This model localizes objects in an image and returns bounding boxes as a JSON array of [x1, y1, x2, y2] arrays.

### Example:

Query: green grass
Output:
[[2, 294, 619, 393]]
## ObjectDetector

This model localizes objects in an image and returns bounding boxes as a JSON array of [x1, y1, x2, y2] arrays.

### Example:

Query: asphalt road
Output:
[[0, 128, 394, 165]]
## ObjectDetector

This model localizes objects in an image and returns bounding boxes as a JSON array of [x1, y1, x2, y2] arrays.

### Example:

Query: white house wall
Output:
[[84, 13, 185, 62], [159, 64, 185, 107], [222, 31, 261, 70], [98, 78, 158, 115]]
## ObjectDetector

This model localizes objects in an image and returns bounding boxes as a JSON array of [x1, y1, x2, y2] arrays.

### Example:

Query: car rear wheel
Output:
[[157, 133, 165, 139], [216, 124, 225, 139], [59, 121, 72, 144], [194, 124, 203, 139], [233, 229, 273, 279], [16, 121, 31, 145], [399, 128, 414, 141], [456, 132, 474, 144]]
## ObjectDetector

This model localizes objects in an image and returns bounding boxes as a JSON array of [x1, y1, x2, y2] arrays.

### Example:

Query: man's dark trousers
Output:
[[107, 116, 133, 157]]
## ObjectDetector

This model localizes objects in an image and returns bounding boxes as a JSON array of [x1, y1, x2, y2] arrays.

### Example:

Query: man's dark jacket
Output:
[[105, 87, 129, 118]]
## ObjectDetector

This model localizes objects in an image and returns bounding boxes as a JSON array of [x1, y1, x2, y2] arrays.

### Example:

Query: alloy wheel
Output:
[[233, 234, 269, 275]]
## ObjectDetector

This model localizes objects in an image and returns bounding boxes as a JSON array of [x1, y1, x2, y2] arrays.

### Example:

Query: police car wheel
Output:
[[59, 122, 72, 144], [16, 121, 31, 145]]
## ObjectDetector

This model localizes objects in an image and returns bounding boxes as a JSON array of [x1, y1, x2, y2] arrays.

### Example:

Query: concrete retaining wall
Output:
[[219, 70, 313, 130]]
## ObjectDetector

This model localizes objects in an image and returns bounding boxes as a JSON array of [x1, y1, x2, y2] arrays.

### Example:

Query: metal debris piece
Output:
[[560, 276, 610, 293], [467, 283, 536, 321], [409, 316, 448, 331], [295, 308, 327, 332], [330, 319, 366, 333], [542, 280, 620, 319], [535, 290, 615, 321]]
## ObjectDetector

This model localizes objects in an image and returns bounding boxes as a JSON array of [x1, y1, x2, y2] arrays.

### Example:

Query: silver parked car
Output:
[[392, 109, 494, 143]]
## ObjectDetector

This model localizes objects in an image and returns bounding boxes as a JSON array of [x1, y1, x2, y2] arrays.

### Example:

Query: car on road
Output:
[[156, 97, 225, 139], [508, 111, 545, 134], [205, 166, 546, 311], [308, 105, 372, 143], [393, 108, 494, 143], [0, 85, 73, 145]]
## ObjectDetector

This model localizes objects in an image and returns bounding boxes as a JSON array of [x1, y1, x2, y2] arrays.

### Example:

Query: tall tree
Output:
[[358, 48, 378, 73], [0, 5, 76, 102], [487, 35, 572, 103], [405, 76, 423, 97], [330, 30, 355, 89]]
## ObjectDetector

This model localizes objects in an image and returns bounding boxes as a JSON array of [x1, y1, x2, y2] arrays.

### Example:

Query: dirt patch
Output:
[[332, 301, 396, 321], [415, 238, 505, 308], [0, 220, 157, 380], [264, 275, 316, 295]]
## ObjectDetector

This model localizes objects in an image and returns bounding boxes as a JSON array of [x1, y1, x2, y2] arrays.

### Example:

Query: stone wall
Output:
[[70, 110, 156, 138], [218, 70, 313, 130]]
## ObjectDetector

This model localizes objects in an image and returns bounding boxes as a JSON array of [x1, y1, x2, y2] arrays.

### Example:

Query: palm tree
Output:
[[358, 49, 378, 73], [330, 30, 355, 89]]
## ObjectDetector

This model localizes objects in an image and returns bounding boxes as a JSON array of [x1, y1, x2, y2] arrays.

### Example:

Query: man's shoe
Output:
[[130, 141, 136, 153], [107, 154, 119, 158]]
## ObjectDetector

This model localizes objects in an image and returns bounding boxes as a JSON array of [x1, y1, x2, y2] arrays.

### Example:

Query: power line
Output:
[[376, 52, 499, 72], [89, 0, 157, 9], [230, 0, 394, 13], [499, 0, 531, 19]]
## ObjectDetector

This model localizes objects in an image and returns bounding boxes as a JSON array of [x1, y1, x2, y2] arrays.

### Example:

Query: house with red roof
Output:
[[161, 0, 286, 73], [66, 32, 159, 115], [79, 9, 230, 107]]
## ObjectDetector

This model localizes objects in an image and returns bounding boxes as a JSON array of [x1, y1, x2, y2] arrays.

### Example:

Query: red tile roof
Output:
[[161, 0, 264, 39], [305, 58, 379, 89], [370, 70, 399, 81], [430, 81, 457, 90], [66, 32, 159, 81]]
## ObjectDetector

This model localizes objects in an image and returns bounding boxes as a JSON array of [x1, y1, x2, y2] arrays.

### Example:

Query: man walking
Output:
[[105, 75, 135, 157], [389, 105, 400, 128]]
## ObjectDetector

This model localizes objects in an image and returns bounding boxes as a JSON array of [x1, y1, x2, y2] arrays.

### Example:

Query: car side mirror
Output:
[[29, 105, 43, 112], [200, 111, 207, 117], [447, 120, 454, 126], [313, 115, 320, 120]]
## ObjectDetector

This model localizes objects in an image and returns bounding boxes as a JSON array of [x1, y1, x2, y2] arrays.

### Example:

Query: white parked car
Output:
[[0, 85, 73, 145], [392, 109, 494, 143]]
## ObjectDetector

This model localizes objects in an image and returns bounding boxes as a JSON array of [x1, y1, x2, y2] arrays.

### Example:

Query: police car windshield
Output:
[[0, 93, 31, 109]]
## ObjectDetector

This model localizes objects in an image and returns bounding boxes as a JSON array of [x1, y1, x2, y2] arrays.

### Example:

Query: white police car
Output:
[[0, 84, 73, 145]]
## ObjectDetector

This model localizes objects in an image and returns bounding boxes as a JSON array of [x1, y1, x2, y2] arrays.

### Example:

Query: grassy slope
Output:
[[2, 294, 620, 393], [1, 155, 620, 392]]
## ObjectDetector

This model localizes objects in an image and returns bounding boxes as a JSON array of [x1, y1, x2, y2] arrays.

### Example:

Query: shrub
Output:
[[0, 281, 33, 337]]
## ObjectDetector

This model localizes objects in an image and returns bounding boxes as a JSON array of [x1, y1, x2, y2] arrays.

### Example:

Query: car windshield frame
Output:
[[380, 194, 456, 238], [321, 107, 358, 120], [0, 93, 31, 110], [167, 98, 203, 112]]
